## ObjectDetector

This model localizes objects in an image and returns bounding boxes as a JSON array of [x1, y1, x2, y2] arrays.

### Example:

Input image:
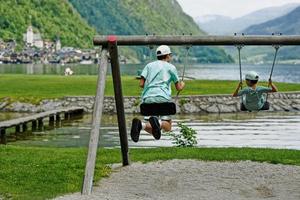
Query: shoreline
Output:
[[1, 92, 300, 114]]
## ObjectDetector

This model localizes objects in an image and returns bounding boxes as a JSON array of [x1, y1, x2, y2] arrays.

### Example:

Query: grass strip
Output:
[[0, 146, 299, 200], [0, 75, 299, 102]]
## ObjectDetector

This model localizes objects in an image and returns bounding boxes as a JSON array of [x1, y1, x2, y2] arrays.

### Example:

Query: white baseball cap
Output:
[[245, 71, 259, 81], [156, 45, 172, 56]]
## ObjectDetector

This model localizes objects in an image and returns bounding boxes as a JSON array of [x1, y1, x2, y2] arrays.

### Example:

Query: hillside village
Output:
[[0, 26, 98, 64]]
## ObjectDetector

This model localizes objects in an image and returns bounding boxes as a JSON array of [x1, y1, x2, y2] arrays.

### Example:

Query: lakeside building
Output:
[[55, 38, 61, 52], [23, 26, 43, 48], [0, 27, 97, 64]]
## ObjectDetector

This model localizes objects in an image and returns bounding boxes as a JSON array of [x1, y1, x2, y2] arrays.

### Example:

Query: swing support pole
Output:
[[82, 46, 109, 195], [107, 36, 129, 166]]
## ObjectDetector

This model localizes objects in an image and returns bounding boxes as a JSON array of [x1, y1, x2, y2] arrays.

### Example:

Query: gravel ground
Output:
[[55, 160, 300, 200]]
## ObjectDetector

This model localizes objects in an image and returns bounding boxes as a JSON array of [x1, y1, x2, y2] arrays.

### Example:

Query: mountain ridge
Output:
[[196, 3, 299, 35], [69, 0, 233, 63], [244, 6, 300, 35]]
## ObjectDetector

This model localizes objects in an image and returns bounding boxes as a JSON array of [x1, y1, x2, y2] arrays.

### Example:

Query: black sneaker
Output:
[[149, 116, 161, 140], [130, 118, 142, 142]]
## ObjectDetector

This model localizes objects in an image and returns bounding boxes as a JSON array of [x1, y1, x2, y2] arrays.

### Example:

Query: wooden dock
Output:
[[0, 107, 84, 144]]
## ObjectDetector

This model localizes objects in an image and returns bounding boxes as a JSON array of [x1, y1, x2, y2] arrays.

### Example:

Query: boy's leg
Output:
[[161, 120, 172, 132], [160, 115, 172, 132]]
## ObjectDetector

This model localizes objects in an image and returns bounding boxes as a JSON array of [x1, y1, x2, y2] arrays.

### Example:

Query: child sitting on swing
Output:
[[232, 71, 278, 111], [130, 45, 185, 142]]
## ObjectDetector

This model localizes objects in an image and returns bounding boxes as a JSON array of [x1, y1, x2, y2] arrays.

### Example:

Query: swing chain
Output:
[[272, 44, 281, 50], [182, 45, 191, 81], [175, 45, 191, 101], [266, 44, 281, 101], [146, 33, 155, 60], [236, 44, 244, 88], [269, 45, 281, 82]]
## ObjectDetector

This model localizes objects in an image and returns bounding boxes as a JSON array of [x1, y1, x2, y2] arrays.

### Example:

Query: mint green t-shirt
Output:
[[141, 60, 179, 103], [238, 86, 272, 111]]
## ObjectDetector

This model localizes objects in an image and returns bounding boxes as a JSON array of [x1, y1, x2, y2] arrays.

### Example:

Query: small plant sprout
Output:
[[167, 122, 198, 147]]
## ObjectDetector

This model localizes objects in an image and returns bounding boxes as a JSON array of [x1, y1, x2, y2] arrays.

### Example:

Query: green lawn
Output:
[[0, 146, 299, 200], [0, 74, 299, 102]]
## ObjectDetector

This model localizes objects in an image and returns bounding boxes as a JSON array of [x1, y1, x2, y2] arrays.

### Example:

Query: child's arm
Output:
[[268, 79, 278, 92], [139, 77, 145, 88], [175, 81, 185, 91], [232, 82, 243, 97]]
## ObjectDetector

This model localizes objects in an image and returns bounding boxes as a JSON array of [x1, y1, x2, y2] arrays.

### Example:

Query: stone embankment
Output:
[[1, 92, 300, 114]]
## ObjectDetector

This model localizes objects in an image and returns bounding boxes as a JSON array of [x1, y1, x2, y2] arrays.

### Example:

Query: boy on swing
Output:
[[233, 71, 278, 111], [130, 45, 185, 142]]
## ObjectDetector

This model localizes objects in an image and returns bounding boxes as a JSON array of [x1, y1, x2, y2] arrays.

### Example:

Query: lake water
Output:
[[2, 112, 300, 150], [0, 63, 300, 83], [1, 63, 299, 149]]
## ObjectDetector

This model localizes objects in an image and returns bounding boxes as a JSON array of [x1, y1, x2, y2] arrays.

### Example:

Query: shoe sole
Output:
[[130, 118, 140, 142], [149, 117, 161, 140]]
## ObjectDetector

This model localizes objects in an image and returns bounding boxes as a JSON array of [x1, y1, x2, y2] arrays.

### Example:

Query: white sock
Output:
[[141, 122, 146, 130], [159, 120, 162, 128]]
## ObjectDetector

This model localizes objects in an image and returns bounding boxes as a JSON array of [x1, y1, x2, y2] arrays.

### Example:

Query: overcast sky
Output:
[[177, 0, 300, 18]]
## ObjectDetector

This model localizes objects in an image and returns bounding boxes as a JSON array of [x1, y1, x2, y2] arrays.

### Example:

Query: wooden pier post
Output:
[[56, 114, 61, 126], [16, 125, 21, 133], [82, 46, 109, 195], [22, 123, 28, 132], [0, 129, 6, 144], [56, 114, 61, 122], [32, 121, 37, 131], [64, 112, 70, 120], [49, 115, 55, 127], [108, 36, 129, 167], [38, 118, 43, 131]]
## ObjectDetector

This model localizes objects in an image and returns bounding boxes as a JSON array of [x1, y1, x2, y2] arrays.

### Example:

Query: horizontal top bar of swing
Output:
[[94, 35, 300, 46]]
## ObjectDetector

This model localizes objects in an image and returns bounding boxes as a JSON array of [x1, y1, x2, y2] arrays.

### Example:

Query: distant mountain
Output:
[[195, 15, 232, 35], [244, 6, 300, 35], [196, 3, 299, 35], [69, 0, 233, 63], [242, 6, 300, 63], [0, 0, 96, 48]]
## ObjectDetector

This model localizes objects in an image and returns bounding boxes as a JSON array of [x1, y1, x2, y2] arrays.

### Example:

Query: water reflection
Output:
[[3, 112, 299, 150]]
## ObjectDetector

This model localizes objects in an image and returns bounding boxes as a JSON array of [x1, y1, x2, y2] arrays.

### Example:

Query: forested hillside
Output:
[[0, 0, 96, 48], [69, 0, 233, 63], [69, 0, 202, 35], [0, 0, 233, 63]]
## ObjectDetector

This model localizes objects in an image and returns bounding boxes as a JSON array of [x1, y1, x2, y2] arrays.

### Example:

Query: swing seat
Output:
[[140, 102, 176, 116], [241, 102, 270, 111]]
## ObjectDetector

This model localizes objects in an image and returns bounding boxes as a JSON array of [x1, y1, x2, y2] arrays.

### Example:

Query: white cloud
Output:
[[177, 0, 300, 18]]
